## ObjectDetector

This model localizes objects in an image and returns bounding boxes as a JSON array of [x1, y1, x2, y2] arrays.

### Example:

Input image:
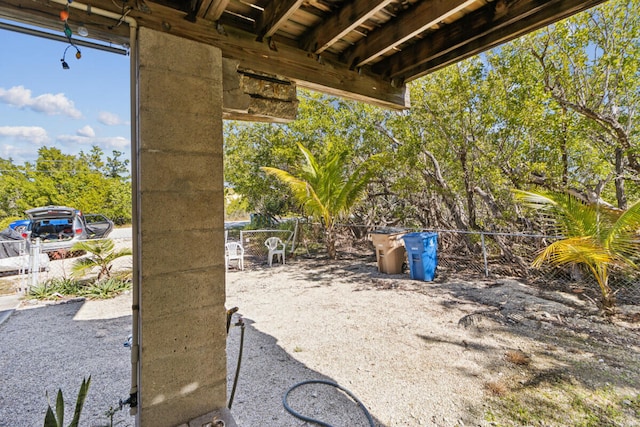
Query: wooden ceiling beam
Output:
[[375, 0, 607, 81], [0, 0, 130, 45], [300, 0, 394, 54], [215, 25, 409, 110], [344, 0, 476, 69], [256, 0, 304, 40], [196, 0, 229, 21]]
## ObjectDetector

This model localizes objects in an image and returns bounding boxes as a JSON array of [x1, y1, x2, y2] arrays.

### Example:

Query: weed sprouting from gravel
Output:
[[484, 371, 639, 426], [505, 349, 531, 366], [485, 381, 508, 396]]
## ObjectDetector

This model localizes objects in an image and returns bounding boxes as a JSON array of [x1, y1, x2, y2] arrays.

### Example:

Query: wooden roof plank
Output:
[[345, 0, 477, 69], [375, 0, 607, 81], [257, 0, 305, 40], [0, 0, 130, 44], [300, 0, 395, 54], [197, 0, 230, 21]]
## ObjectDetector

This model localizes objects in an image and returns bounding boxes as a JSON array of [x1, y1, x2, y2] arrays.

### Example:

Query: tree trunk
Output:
[[561, 106, 569, 187], [459, 144, 478, 229], [615, 147, 627, 209], [325, 228, 337, 260], [596, 267, 616, 315]]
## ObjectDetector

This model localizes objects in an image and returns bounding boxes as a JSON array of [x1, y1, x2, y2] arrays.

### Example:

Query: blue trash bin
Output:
[[401, 232, 438, 281]]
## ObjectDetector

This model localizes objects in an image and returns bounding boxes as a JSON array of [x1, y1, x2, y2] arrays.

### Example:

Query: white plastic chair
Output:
[[264, 237, 286, 267], [225, 242, 244, 271]]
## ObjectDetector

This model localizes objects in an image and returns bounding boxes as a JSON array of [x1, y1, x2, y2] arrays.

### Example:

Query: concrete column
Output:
[[134, 27, 227, 426]]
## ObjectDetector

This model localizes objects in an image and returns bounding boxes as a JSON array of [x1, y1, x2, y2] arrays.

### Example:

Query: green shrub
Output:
[[28, 278, 82, 300], [28, 276, 131, 300], [78, 278, 131, 299]]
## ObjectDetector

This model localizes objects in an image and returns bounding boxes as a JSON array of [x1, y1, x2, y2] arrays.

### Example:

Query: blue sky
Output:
[[0, 20, 131, 166]]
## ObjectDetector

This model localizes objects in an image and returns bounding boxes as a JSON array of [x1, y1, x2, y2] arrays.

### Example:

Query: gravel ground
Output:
[[1, 255, 639, 427], [0, 294, 133, 427]]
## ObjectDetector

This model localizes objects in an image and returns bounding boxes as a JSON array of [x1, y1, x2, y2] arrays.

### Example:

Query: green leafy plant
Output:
[[78, 278, 131, 299], [28, 278, 82, 300], [44, 376, 91, 427], [71, 239, 132, 280], [262, 141, 380, 259], [514, 189, 640, 313]]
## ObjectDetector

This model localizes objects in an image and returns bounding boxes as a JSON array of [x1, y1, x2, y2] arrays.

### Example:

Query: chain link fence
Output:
[[4, 222, 638, 305], [226, 225, 297, 268], [292, 222, 640, 306]]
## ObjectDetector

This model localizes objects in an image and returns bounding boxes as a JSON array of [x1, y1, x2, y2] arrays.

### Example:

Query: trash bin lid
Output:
[[401, 232, 438, 252]]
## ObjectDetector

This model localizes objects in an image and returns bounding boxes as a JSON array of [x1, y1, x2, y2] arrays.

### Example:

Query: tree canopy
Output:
[[0, 146, 131, 225], [262, 141, 380, 259], [223, 0, 640, 238]]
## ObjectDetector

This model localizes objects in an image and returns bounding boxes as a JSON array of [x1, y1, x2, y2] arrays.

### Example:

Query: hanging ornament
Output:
[[77, 25, 88, 37], [60, 10, 69, 21]]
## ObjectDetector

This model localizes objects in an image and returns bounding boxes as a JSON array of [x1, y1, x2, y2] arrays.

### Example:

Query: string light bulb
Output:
[[60, 44, 81, 69], [58, 0, 83, 69]]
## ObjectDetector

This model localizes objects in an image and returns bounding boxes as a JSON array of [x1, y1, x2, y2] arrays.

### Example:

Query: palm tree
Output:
[[71, 238, 132, 280], [514, 189, 640, 313], [262, 141, 379, 259]]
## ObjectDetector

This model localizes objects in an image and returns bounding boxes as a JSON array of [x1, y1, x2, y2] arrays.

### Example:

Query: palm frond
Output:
[[516, 189, 640, 311], [532, 238, 613, 268], [606, 198, 640, 258], [70, 239, 131, 280], [261, 166, 330, 224], [71, 238, 115, 255], [295, 142, 320, 179], [71, 257, 98, 277], [261, 142, 378, 233], [514, 189, 608, 238]]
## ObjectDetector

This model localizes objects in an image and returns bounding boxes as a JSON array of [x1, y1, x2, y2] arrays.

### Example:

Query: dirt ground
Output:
[[225, 255, 640, 426], [2, 246, 639, 426]]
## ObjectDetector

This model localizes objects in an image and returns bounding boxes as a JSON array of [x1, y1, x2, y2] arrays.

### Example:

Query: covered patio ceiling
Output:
[[0, 0, 607, 109]]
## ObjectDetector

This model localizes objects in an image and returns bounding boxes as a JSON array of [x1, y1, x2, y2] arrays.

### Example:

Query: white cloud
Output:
[[0, 86, 31, 107], [56, 134, 93, 146], [98, 111, 126, 126], [77, 125, 95, 137], [0, 85, 82, 118], [0, 127, 130, 164], [0, 144, 40, 163], [103, 136, 129, 150], [0, 126, 50, 163], [56, 133, 130, 152], [0, 126, 49, 144]]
